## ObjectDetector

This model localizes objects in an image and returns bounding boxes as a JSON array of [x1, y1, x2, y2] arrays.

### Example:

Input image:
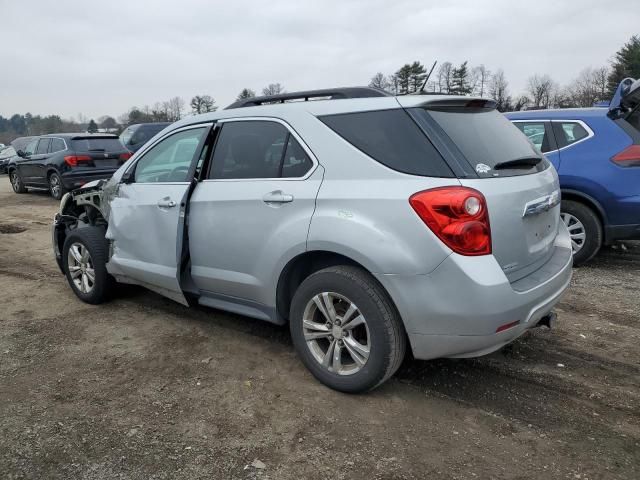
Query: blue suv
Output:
[[506, 78, 640, 265]]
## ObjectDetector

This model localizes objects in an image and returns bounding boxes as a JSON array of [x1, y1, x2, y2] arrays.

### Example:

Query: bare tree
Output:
[[190, 95, 217, 114], [488, 69, 510, 111], [527, 74, 557, 109], [437, 62, 453, 94], [564, 67, 611, 107], [262, 83, 285, 96], [369, 72, 390, 91], [472, 64, 491, 97], [160, 97, 185, 121]]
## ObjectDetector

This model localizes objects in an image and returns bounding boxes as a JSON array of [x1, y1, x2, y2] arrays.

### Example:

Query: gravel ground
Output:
[[0, 178, 638, 479]]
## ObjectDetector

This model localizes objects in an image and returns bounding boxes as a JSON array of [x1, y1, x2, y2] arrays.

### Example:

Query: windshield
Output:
[[412, 108, 549, 177]]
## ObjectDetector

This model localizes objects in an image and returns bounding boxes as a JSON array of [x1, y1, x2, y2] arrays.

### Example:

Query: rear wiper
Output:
[[493, 156, 542, 170], [88, 148, 105, 152]]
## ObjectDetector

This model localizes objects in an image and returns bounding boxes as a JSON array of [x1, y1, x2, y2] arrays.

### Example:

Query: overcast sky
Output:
[[0, 0, 638, 120]]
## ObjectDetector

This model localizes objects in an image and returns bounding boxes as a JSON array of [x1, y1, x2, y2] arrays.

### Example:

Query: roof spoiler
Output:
[[609, 77, 640, 117], [225, 87, 391, 109], [419, 98, 497, 110]]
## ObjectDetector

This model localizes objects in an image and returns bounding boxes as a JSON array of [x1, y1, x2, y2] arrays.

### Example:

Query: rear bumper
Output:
[[605, 223, 640, 243], [375, 223, 573, 360], [61, 170, 116, 190]]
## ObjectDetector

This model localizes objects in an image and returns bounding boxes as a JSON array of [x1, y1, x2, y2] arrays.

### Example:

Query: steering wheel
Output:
[[167, 165, 190, 182]]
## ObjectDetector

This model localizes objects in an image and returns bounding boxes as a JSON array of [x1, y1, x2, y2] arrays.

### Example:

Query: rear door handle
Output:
[[262, 190, 294, 204], [157, 198, 177, 208]]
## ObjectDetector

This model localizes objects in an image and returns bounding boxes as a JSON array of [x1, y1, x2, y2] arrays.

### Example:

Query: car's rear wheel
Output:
[[561, 200, 602, 266], [9, 170, 27, 193], [62, 227, 115, 304], [289, 265, 406, 393], [48, 172, 66, 200]]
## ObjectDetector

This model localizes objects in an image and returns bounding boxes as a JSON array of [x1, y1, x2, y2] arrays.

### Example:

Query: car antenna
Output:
[[420, 61, 438, 93]]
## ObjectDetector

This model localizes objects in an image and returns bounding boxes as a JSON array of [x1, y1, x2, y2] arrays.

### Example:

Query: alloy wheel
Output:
[[10, 172, 20, 192], [302, 292, 370, 376], [561, 212, 586, 253], [67, 242, 96, 294], [50, 174, 61, 198]]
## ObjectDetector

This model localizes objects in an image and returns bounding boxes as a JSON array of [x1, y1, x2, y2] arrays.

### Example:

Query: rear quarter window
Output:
[[319, 109, 454, 178]]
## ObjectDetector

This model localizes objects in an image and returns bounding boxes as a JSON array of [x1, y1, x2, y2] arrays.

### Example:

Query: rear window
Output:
[[319, 109, 454, 178], [71, 138, 124, 152], [413, 108, 548, 177]]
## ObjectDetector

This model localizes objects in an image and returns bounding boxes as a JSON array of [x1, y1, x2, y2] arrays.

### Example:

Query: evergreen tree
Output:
[[450, 61, 472, 95], [408, 61, 427, 93], [393, 64, 413, 94], [237, 88, 256, 100], [607, 35, 640, 96], [87, 119, 98, 133]]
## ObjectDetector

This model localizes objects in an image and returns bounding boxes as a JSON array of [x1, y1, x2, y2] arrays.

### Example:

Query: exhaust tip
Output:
[[537, 312, 558, 329]]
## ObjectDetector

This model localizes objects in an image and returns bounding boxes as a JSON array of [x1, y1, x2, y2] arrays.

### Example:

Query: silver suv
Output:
[[52, 88, 572, 392]]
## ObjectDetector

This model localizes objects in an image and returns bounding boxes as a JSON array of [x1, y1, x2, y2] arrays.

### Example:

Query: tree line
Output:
[[1, 36, 638, 145]]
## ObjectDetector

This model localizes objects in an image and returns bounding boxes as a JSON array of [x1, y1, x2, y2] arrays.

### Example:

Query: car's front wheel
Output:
[[9, 170, 27, 193], [62, 227, 115, 304], [289, 265, 406, 393], [48, 172, 66, 200], [561, 200, 602, 266]]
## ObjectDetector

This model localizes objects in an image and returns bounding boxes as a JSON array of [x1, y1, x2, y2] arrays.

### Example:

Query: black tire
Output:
[[9, 169, 27, 193], [289, 265, 406, 393], [561, 200, 602, 266], [62, 226, 115, 304], [48, 171, 66, 200]]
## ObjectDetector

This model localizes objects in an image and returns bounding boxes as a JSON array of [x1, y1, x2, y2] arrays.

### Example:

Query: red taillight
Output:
[[119, 152, 133, 161], [63, 155, 91, 167], [612, 145, 640, 167], [409, 186, 492, 256]]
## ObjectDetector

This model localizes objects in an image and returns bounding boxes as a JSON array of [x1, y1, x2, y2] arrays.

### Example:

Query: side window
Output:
[[36, 138, 50, 155], [24, 139, 38, 156], [514, 122, 552, 153], [209, 121, 289, 179], [281, 135, 313, 177], [553, 122, 590, 149], [49, 138, 65, 153], [133, 127, 206, 183]]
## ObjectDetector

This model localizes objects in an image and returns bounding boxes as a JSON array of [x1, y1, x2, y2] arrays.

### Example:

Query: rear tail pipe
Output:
[[536, 311, 558, 329]]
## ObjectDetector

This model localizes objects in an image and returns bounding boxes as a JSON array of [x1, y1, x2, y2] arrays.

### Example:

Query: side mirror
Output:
[[17, 150, 25, 158]]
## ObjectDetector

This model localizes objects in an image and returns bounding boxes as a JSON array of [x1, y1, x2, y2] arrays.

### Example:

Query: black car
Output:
[[8, 133, 132, 199], [120, 122, 171, 153]]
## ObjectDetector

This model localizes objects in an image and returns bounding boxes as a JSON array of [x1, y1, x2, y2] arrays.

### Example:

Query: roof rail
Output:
[[225, 87, 392, 109]]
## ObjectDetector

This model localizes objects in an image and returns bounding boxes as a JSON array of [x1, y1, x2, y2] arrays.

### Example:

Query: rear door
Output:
[[188, 118, 321, 313], [106, 124, 210, 305], [409, 105, 562, 281], [25, 138, 50, 184]]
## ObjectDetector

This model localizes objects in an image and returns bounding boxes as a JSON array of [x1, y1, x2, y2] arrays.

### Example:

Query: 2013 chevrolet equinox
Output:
[[52, 88, 573, 392]]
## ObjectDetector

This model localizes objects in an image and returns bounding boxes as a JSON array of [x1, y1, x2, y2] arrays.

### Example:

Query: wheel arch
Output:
[[561, 189, 606, 228], [276, 250, 398, 324]]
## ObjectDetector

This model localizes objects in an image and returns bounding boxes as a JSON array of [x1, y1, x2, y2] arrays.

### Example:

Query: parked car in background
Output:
[[53, 87, 571, 392], [120, 122, 171, 153], [8, 133, 132, 199], [506, 78, 640, 265], [0, 146, 16, 174]]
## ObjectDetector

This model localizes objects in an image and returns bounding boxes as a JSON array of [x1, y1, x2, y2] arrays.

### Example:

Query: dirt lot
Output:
[[0, 178, 638, 480]]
